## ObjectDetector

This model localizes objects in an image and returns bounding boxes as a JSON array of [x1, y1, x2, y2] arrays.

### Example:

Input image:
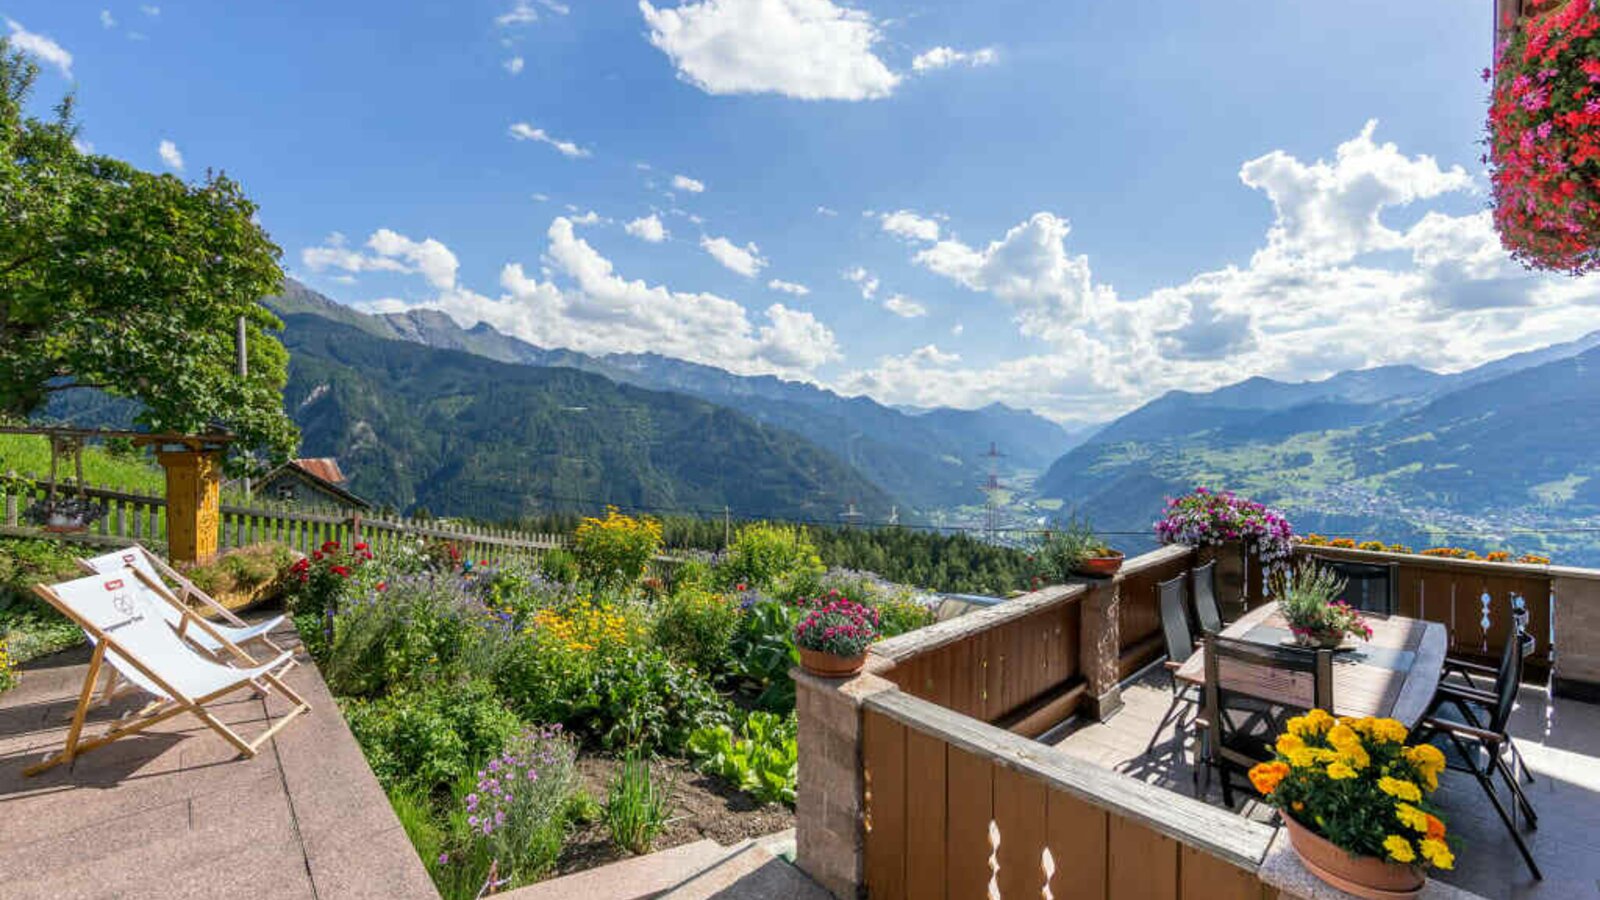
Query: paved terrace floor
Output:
[[0, 623, 436, 900], [1046, 667, 1600, 899]]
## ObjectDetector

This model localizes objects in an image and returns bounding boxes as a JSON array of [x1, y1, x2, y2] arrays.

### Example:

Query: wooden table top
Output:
[[1174, 602, 1447, 727]]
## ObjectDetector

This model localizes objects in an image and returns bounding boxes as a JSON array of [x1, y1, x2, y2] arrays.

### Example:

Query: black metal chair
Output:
[[1191, 560, 1224, 638], [1148, 574, 1202, 763], [1412, 622, 1542, 881], [1435, 609, 1538, 788], [1200, 635, 1334, 810], [1309, 556, 1399, 615]]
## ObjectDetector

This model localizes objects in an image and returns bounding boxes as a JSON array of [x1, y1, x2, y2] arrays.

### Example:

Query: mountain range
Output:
[[1036, 329, 1600, 564], [267, 282, 1077, 514]]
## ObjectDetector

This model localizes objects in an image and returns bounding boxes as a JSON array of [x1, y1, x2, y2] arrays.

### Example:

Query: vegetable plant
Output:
[[686, 711, 798, 805]]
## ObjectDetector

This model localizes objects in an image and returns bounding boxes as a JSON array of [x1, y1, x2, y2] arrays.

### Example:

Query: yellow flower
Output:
[[1326, 723, 1360, 751], [1384, 835, 1416, 864], [1419, 838, 1454, 870], [1379, 777, 1422, 803], [1287, 708, 1335, 737], [1276, 732, 1307, 756], [1249, 761, 1292, 795], [1404, 743, 1446, 779], [1395, 802, 1430, 833], [1371, 718, 1409, 745], [1287, 747, 1319, 769], [1326, 761, 1358, 780]]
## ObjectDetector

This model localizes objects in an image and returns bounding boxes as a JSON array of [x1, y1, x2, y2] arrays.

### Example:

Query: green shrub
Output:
[[651, 587, 740, 677], [686, 711, 797, 806], [320, 574, 477, 697], [538, 547, 579, 585], [458, 724, 578, 885], [717, 523, 824, 598], [496, 643, 730, 753], [727, 596, 801, 713], [0, 538, 85, 664], [873, 594, 937, 638], [183, 543, 293, 598], [343, 680, 521, 794], [572, 508, 662, 588], [604, 751, 671, 855]]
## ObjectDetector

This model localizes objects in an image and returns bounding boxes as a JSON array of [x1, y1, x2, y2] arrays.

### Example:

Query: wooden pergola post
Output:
[[145, 436, 232, 565], [1495, 0, 1524, 48]]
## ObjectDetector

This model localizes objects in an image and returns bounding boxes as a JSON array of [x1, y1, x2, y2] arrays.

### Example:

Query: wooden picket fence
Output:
[[2, 481, 568, 564]]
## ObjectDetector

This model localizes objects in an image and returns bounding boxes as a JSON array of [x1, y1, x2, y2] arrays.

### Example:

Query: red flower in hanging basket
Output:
[[1489, 0, 1600, 273]]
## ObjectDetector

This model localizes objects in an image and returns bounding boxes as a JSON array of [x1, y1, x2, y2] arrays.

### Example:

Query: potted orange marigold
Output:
[[1249, 711, 1453, 900]]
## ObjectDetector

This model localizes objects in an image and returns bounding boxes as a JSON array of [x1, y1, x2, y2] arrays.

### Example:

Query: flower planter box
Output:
[[799, 648, 866, 678], [1283, 814, 1425, 900]]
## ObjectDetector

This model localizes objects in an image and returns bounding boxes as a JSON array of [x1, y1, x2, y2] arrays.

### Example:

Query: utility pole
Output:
[[723, 505, 731, 548], [888, 505, 899, 527], [236, 316, 251, 500], [981, 442, 1007, 544]]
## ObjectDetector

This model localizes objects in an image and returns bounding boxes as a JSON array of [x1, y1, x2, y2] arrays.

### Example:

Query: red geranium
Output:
[[1488, 0, 1600, 273]]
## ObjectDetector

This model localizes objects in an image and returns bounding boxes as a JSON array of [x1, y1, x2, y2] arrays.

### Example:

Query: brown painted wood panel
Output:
[[1108, 813, 1179, 900], [904, 728, 948, 900], [1046, 785, 1108, 900], [1396, 566, 1424, 620], [946, 746, 995, 900], [994, 764, 1048, 900], [1179, 845, 1264, 900], [863, 710, 907, 900]]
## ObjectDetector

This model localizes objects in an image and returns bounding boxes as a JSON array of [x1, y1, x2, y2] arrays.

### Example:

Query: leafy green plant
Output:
[[182, 543, 294, 598], [604, 751, 672, 855], [686, 711, 797, 805], [538, 547, 580, 585], [320, 573, 477, 697], [459, 725, 578, 886], [1274, 564, 1371, 646], [718, 523, 824, 597], [0, 538, 84, 664], [343, 680, 521, 795], [727, 596, 801, 713], [1031, 518, 1116, 583], [651, 587, 740, 677]]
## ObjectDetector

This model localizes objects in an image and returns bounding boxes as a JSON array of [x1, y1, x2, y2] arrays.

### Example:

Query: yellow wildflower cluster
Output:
[[572, 507, 664, 586], [530, 603, 645, 654], [0, 637, 16, 694], [1249, 713, 1456, 871]]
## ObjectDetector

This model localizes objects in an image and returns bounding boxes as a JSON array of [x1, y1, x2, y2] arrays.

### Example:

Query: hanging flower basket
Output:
[[1488, 0, 1600, 274]]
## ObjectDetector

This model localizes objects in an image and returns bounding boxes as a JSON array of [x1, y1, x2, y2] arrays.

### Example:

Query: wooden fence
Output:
[[861, 690, 1276, 900], [2, 481, 567, 565]]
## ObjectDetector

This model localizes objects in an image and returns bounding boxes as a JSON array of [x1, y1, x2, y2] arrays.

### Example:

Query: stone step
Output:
[[497, 838, 731, 900], [657, 841, 832, 900]]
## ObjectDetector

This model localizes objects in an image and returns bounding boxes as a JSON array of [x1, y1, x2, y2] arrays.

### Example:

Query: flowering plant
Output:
[[1154, 487, 1296, 564], [572, 507, 663, 587], [1488, 0, 1600, 273], [1274, 564, 1372, 648], [1250, 712, 1454, 871], [458, 724, 579, 884], [0, 637, 17, 695], [283, 540, 375, 616], [792, 597, 878, 657], [1299, 534, 1551, 565]]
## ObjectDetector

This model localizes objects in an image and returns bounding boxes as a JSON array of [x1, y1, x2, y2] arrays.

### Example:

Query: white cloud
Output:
[[844, 266, 879, 299], [816, 205, 838, 216], [672, 173, 706, 193], [302, 230, 459, 290], [5, 19, 73, 78], [882, 294, 927, 318], [625, 214, 669, 243], [857, 122, 1597, 421], [880, 209, 940, 242], [911, 46, 998, 72], [531, 192, 551, 202], [639, 0, 900, 101], [157, 139, 184, 171], [372, 216, 839, 377], [140, 4, 160, 16], [496, 0, 540, 26], [508, 122, 591, 158], [568, 210, 604, 226], [767, 278, 810, 295], [908, 344, 960, 365], [503, 56, 525, 75], [100, 10, 116, 29], [950, 323, 964, 336], [701, 235, 767, 277]]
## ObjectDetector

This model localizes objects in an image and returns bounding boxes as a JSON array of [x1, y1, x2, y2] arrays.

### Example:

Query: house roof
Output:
[[258, 458, 370, 510], [292, 457, 346, 485]]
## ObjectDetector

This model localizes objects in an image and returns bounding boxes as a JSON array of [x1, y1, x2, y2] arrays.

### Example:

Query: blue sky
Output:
[[6, 1, 1596, 423]]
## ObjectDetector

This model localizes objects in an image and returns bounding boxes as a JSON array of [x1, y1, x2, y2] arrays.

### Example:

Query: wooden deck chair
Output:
[[80, 547, 290, 659], [25, 572, 309, 777]]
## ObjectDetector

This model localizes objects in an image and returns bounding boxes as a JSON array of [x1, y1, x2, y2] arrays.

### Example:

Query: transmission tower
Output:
[[840, 498, 865, 528], [981, 442, 1008, 543]]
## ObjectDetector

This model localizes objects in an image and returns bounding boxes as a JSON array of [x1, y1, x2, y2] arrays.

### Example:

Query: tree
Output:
[[0, 40, 297, 468]]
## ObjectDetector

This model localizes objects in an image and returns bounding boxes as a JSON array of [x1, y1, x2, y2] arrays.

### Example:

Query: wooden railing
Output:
[[1113, 545, 1196, 680], [872, 584, 1087, 733], [861, 690, 1275, 900], [2, 481, 568, 564]]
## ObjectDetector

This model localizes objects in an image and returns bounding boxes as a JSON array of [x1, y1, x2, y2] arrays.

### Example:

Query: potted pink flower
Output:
[[794, 597, 879, 677]]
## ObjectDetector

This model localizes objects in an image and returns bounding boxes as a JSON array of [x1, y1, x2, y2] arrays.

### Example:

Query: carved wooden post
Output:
[[153, 442, 225, 565]]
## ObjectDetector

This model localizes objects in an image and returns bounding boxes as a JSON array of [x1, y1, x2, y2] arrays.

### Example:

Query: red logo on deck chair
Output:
[[105, 579, 125, 591], [122, 554, 137, 564]]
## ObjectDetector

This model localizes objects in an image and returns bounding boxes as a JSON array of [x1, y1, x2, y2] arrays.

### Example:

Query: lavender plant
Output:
[[460, 725, 579, 884]]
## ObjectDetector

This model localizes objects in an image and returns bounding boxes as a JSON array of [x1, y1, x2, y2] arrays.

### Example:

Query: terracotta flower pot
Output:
[[1282, 815, 1425, 900], [1073, 552, 1125, 578], [799, 647, 867, 678]]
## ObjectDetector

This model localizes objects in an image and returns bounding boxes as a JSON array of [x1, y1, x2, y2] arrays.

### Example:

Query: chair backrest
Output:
[[1489, 621, 1529, 734], [1158, 574, 1193, 666], [1203, 635, 1335, 769], [42, 572, 204, 701], [1310, 556, 1398, 615], [1191, 560, 1223, 636], [81, 547, 194, 637]]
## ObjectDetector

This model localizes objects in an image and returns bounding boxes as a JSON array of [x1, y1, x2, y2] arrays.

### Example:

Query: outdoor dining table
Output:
[[1173, 601, 1449, 727]]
